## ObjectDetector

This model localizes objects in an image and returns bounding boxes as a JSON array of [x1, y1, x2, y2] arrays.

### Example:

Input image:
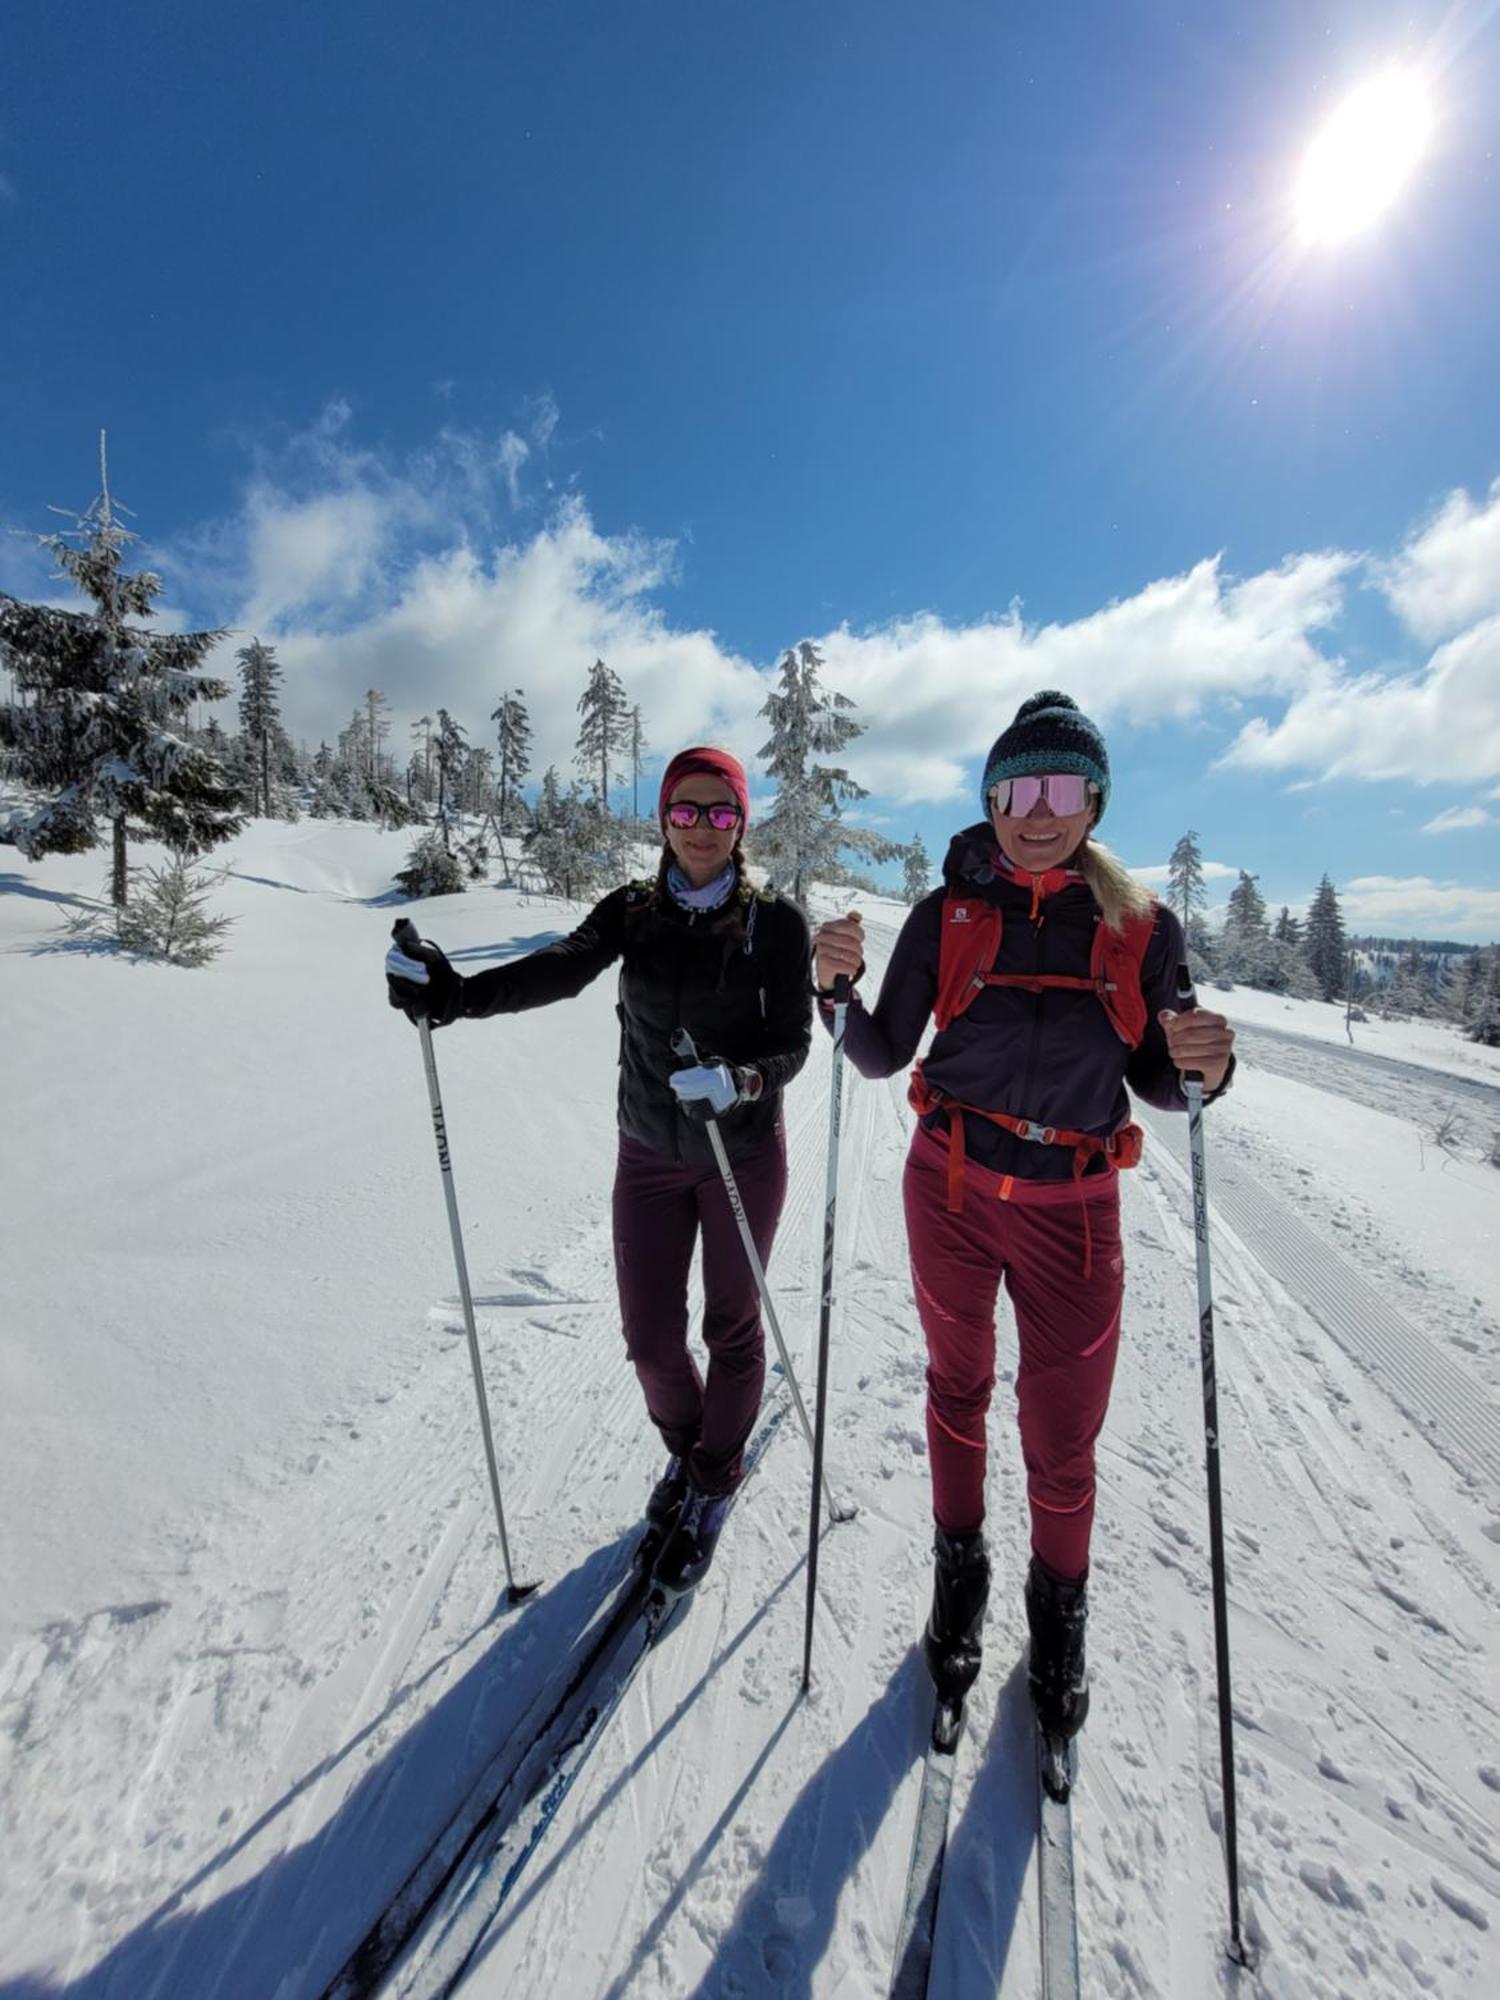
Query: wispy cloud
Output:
[[1340, 875, 1500, 939], [1130, 859, 1240, 887], [1420, 802, 1497, 835]]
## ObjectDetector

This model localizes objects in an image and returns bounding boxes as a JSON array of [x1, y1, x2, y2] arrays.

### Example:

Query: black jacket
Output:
[[832, 824, 1229, 1182], [461, 878, 813, 1167]]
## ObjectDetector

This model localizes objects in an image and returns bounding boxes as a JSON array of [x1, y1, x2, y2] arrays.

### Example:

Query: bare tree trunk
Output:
[[261, 730, 271, 817], [112, 816, 128, 908]]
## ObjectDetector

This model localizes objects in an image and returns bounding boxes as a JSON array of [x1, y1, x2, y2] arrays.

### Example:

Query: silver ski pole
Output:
[[1177, 966, 1251, 1967], [671, 1027, 851, 1528], [802, 972, 851, 1692], [393, 919, 537, 1607]]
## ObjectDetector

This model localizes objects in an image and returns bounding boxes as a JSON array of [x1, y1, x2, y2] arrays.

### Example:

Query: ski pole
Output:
[[802, 972, 851, 1692], [1176, 966, 1251, 1967], [670, 1027, 852, 1529], [392, 919, 538, 1607]]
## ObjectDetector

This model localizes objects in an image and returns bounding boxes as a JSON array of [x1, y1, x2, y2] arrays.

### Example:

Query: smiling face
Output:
[[988, 783, 1096, 874], [664, 772, 743, 886]]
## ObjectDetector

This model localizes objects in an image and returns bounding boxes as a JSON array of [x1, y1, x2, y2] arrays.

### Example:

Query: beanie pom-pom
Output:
[[1015, 689, 1078, 722]]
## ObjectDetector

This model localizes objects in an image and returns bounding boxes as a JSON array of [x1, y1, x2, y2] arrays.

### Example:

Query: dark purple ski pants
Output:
[[612, 1126, 788, 1496], [903, 1123, 1124, 1581]]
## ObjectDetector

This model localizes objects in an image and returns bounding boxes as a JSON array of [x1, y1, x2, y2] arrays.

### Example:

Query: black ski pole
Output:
[[1177, 966, 1251, 1966], [669, 1027, 851, 1528], [802, 972, 851, 1692], [392, 919, 538, 1607]]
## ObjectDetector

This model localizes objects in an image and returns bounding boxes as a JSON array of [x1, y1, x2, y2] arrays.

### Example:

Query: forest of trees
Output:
[[1, 444, 1495, 1034]]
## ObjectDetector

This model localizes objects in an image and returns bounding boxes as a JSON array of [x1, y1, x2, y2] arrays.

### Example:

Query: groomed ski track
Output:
[[2, 850, 1496, 1999]]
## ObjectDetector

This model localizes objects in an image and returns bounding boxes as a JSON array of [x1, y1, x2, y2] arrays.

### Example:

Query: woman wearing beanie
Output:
[[813, 692, 1234, 1751], [387, 747, 813, 1593]]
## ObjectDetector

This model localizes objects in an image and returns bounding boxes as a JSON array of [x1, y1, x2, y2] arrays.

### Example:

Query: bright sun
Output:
[[1293, 69, 1434, 246]]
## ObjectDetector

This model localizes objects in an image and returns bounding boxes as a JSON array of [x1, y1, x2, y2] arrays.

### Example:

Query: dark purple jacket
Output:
[[829, 824, 1226, 1182]]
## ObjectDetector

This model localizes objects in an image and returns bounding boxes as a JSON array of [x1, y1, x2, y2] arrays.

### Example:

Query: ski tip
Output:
[[1038, 1731, 1074, 1803], [931, 1696, 965, 1754], [505, 1580, 542, 1607]]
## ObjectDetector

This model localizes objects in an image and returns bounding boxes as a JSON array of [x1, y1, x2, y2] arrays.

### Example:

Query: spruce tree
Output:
[[0, 439, 242, 905], [237, 638, 283, 817], [1167, 830, 1207, 936], [628, 703, 649, 825], [1304, 874, 1348, 1001], [1220, 870, 1270, 985], [434, 708, 469, 848], [491, 689, 532, 831], [755, 640, 893, 904], [574, 657, 631, 808], [903, 832, 932, 904]]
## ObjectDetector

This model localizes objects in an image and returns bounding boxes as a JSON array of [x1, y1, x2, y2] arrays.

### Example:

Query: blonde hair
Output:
[[1075, 837, 1155, 932]]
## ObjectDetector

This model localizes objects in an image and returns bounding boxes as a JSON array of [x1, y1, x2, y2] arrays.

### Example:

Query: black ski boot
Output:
[[1025, 1557, 1090, 1739], [651, 1482, 732, 1598], [922, 1527, 990, 1702], [634, 1454, 689, 1570]]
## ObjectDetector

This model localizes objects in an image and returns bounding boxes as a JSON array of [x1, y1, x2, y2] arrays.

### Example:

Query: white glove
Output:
[[669, 1062, 743, 1118]]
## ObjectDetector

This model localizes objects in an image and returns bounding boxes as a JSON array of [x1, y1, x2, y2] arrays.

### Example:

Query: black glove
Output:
[[386, 924, 465, 1028]]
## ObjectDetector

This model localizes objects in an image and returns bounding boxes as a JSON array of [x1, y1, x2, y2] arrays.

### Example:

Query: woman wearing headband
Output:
[[388, 746, 812, 1594], [813, 692, 1234, 1746]]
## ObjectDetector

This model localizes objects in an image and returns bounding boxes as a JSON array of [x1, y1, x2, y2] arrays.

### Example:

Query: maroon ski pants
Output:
[[902, 1124, 1124, 1581], [612, 1127, 788, 1497]]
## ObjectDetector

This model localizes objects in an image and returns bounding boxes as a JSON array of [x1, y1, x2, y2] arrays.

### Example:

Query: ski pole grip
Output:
[[833, 974, 851, 1005], [1174, 963, 1203, 1085], [671, 1026, 700, 1063], [392, 917, 422, 953]]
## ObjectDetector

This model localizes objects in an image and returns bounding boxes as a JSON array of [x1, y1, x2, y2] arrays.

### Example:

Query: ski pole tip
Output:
[[505, 1580, 542, 1607]]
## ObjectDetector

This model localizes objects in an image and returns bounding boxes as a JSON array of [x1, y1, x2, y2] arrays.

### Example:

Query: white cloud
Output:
[[1381, 478, 1500, 642], [815, 550, 1355, 805], [1340, 875, 1500, 940], [1217, 612, 1500, 785], [164, 408, 1500, 812], [1420, 803, 1497, 834], [1130, 859, 1239, 887]]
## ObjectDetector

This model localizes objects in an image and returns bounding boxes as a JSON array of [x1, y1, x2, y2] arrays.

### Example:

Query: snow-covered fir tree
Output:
[[114, 854, 235, 964], [903, 832, 931, 904], [1304, 874, 1348, 1001], [395, 826, 467, 898], [1219, 870, 1271, 985], [0, 441, 242, 906], [434, 708, 469, 847], [491, 689, 531, 831], [628, 703, 649, 825], [574, 658, 631, 809], [1166, 829, 1207, 934], [754, 640, 894, 904], [524, 769, 616, 900], [237, 639, 283, 817]]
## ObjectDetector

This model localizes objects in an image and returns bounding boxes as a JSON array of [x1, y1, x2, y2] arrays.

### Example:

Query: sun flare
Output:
[[1293, 70, 1434, 246]]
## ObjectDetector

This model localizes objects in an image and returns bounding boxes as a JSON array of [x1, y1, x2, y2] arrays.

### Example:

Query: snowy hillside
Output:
[[2, 822, 1497, 1999]]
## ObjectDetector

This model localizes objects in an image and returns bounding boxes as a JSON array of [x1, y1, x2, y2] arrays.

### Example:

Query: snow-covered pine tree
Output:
[[1469, 947, 1500, 1047], [114, 854, 235, 964], [1167, 830, 1207, 934], [1273, 905, 1302, 946], [628, 703, 648, 826], [1220, 870, 1271, 986], [1386, 940, 1437, 1019], [0, 440, 242, 906], [492, 689, 531, 831], [1304, 874, 1348, 1001], [434, 708, 469, 848], [754, 640, 894, 904], [903, 831, 931, 904], [237, 639, 283, 817], [364, 689, 391, 785], [523, 771, 614, 900], [410, 714, 434, 806], [395, 826, 467, 898], [574, 658, 631, 809]]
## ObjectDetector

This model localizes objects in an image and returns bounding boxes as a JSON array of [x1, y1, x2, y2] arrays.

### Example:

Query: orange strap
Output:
[[910, 1068, 1144, 1276]]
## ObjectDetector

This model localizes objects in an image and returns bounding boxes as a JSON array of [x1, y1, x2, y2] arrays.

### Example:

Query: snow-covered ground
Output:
[[2, 824, 1497, 1999]]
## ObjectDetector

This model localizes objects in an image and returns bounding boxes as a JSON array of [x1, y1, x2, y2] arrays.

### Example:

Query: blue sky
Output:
[[3, 0, 1498, 935]]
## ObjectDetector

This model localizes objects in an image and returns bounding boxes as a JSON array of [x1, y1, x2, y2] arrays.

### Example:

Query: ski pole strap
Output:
[[907, 1067, 1144, 1276]]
